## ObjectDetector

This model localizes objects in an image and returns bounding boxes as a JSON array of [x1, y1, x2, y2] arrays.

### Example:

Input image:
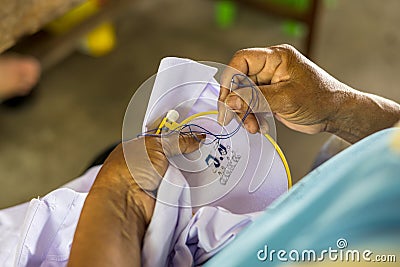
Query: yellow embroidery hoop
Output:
[[158, 110, 292, 189]]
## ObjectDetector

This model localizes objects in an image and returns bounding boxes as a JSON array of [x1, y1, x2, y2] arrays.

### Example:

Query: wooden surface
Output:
[[0, 0, 85, 53]]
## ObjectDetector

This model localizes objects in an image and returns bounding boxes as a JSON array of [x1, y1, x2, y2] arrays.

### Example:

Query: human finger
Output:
[[218, 47, 283, 124], [224, 86, 271, 114], [160, 133, 206, 157]]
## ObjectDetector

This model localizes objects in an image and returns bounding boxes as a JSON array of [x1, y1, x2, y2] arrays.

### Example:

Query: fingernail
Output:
[[244, 122, 257, 134], [235, 98, 242, 110], [225, 97, 242, 110]]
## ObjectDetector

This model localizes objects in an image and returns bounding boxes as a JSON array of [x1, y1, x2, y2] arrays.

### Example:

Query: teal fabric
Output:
[[205, 128, 400, 266]]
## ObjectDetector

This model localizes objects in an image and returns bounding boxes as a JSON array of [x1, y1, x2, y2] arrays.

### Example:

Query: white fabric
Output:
[[140, 57, 288, 214], [0, 166, 101, 266], [141, 58, 287, 267], [143, 57, 218, 132], [142, 166, 261, 267], [0, 165, 261, 267], [0, 58, 288, 267]]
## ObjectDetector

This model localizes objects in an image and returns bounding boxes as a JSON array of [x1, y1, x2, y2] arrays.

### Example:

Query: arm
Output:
[[68, 148, 150, 267], [218, 44, 400, 144], [68, 135, 203, 267], [328, 90, 400, 143]]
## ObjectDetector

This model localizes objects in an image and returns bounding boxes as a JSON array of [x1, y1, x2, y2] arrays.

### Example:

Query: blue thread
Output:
[[138, 74, 259, 145]]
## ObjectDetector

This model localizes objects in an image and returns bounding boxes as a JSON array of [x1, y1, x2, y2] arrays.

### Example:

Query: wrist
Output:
[[92, 167, 155, 227], [70, 180, 147, 267], [326, 86, 400, 143], [325, 86, 360, 140]]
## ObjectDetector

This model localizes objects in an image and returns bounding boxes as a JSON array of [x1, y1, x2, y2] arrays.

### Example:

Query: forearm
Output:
[[327, 86, 400, 143], [66, 136, 200, 266], [68, 169, 148, 267]]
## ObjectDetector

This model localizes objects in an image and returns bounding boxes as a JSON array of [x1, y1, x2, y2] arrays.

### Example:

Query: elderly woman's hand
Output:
[[218, 44, 349, 135], [96, 134, 204, 224], [69, 134, 203, 267], [219, 44, 400, 143]]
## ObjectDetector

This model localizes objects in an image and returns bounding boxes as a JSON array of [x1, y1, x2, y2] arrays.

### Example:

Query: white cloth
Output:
[[141, 58, 287, 267], [0, 166, 261, 267], [142, 166, 261, 267], [0, 166, 100, 266], [0, 58, 287, 267]]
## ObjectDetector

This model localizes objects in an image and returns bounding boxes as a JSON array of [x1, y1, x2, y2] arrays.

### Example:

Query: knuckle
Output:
[[233, 48, 248, 57], [276, 44, 296, 52], [234, 47, 262, 57], [271, 44, 297, 58], [232, 48, 256, 60]]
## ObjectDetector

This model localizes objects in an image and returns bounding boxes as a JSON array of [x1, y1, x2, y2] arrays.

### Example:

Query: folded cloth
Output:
[[0, 166, 101, 266], [2, 128, 399, 266], [0, 164, 260, 267], [0, 58, 288, 267], [142, 165, 261, 267], [140, 57, 287, 267]]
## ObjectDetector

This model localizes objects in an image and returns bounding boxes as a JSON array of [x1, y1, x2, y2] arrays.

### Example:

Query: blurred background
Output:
[[0, 0, 399, 208]]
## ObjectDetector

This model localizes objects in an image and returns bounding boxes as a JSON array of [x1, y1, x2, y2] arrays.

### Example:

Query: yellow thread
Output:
[[178, 111, 220, 127], [156, 117, 168, 134], [263, 133, 292, 188], [162, 110, 292, 189]]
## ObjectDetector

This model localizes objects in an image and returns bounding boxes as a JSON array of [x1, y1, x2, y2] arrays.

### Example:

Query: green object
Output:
[[215, 0, 236, 28], [266, 0, 310, 38], [268, 0, 310, 12], [282, 20, 306, 37]]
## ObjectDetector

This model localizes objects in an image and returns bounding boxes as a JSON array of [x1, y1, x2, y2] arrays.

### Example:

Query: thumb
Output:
[[178, 133, 206, 154], [162, 133, 205, 156]]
